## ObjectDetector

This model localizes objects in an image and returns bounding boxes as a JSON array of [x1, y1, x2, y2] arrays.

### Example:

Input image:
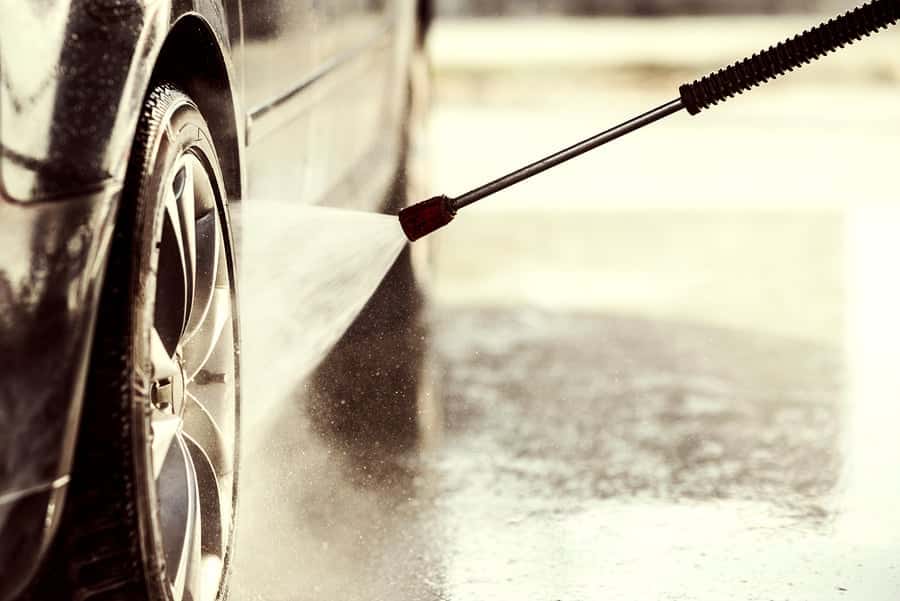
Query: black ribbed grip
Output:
[[679, 0, 900, 115]]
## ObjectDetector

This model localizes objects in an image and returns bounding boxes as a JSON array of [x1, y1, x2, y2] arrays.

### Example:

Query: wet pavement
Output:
[[232, 209, 900, 601], [231, 21, 900, 601]]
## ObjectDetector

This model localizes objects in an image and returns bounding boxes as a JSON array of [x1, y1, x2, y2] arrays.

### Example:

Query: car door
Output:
[[304, 0, 405, 210], [242, 0, 407, 210], [241, 0, 318, 204]]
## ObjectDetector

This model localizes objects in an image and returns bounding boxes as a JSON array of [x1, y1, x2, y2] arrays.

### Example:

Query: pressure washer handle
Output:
[[398, 0, 900, 243], [679, 0, 900, 114]]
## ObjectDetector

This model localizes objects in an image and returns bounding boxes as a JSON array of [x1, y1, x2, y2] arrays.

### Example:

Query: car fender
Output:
[[0, 0, 241, 203]]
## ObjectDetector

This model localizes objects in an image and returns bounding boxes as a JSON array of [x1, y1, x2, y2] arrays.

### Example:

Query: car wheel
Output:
[[23, 84, 239, 601]]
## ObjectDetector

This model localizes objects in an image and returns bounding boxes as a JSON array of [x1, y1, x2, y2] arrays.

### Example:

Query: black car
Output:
[[0, 1, 432, 599]]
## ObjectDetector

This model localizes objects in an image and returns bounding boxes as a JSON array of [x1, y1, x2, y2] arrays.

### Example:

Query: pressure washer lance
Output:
[[398, 0, 900, 242]]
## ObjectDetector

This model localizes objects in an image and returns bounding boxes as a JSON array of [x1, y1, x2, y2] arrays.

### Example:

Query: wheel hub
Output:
[[151, 353, 186, 414]]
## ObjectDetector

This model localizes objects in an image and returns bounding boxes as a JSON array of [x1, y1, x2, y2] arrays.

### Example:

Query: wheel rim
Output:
[[149, 151, 236, 601]]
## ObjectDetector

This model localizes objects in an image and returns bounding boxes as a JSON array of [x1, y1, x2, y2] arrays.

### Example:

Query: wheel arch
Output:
[[149, 13, 245, 205]]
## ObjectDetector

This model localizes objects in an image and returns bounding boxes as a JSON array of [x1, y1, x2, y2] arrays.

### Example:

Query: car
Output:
[[0, 1, 433, 599]]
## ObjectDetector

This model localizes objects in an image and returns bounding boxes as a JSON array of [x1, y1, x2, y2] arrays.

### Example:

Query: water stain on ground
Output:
[[434, 307, 841, 513], [232, 301, 859, 601]]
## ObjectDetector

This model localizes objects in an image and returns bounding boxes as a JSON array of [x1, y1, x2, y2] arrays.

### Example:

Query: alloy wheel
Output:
[[148, 151, 237, 601]]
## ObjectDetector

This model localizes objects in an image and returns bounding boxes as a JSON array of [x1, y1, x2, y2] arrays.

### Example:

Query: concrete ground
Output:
[[231, 17, 900, 601]]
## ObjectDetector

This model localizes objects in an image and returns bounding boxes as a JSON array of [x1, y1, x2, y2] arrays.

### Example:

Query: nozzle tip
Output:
[[398, 195, 456, 242]]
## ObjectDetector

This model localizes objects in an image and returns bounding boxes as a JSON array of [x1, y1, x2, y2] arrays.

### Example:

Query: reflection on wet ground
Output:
[[427, 307, 844, 601], [308, 247, 431, 451], [231, 18, 900, 590], [233, 208, 900, 600], [435, 307, 840, 512]]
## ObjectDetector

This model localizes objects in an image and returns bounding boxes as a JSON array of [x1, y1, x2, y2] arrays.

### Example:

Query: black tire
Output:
[[22, 84, 240, 601]]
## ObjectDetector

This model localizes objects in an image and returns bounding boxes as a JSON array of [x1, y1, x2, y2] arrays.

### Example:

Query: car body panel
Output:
[[0, 0, 243, 203], [0, 0, 170, 201], [0, 483, 68, 601], [0, 186, 119, 600], [245, 24, 402, 209], [244, 0, 413, 209]]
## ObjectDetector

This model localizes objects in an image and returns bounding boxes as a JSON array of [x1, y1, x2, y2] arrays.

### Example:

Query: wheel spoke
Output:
[[176, 160, 197, 301], [162, 160, 197, 333], [184, 287, 230, 381], [150, 411, 183, 480], [156, 210, 189, 353], [184, 390, 233, 477], [151, 327, 179, 381], [184, 209, 220, 340], [157, 435, 201, 601], [182, 435, 220, 601]]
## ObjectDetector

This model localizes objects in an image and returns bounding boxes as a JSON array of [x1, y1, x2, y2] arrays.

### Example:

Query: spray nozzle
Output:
[[399, 195, 456, 242]]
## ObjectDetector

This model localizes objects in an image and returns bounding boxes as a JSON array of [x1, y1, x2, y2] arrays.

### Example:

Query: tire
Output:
[[23, 84, 240, 601]]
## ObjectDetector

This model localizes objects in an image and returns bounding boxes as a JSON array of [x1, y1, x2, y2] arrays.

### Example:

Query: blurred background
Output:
[[418, 1, 900, 597], [235, 1, 900, 599], [425, 0, 898, 336]]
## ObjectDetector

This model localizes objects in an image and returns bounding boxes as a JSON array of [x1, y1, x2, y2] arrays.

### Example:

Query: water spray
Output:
[[399, 0, 899, 242]]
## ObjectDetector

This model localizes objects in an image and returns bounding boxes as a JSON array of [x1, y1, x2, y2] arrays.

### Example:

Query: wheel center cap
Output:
[[152, 355, 187, 414]]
